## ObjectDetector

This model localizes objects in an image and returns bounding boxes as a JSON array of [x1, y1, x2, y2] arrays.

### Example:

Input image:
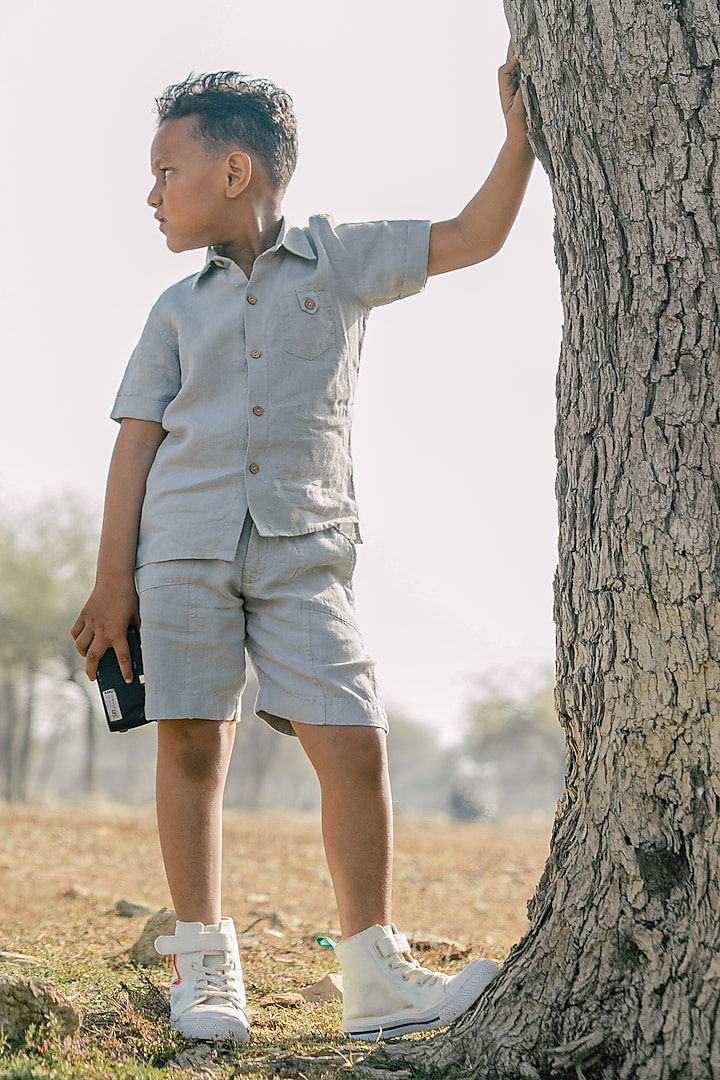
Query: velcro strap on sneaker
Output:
[[154, 932, 233, 956], [375, 932, 411, 958]]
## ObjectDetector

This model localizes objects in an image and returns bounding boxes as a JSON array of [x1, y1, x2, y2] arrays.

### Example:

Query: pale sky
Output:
[[2, 0, 562, 739]]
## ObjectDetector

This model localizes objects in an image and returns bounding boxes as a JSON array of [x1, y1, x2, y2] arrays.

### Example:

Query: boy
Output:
[[72, 44, 534, 1043]]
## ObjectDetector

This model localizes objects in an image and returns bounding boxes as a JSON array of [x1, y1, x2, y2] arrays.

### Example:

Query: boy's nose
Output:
[[147, 185, 161, 208]]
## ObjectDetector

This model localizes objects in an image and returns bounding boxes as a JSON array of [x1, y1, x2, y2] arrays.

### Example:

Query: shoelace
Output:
[[187, 961, 245, 1008], [389, 953, 449, 989]]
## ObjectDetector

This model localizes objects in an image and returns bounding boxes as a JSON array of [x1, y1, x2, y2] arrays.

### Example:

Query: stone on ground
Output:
[[115, 899, 156, 918], [0, 976, 82, 1039], [128, 907, 177, 966], [300, 971, 343, 1002]]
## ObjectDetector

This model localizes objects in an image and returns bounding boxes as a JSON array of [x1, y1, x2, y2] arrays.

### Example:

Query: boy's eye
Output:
[[160, 167, 173, 179]]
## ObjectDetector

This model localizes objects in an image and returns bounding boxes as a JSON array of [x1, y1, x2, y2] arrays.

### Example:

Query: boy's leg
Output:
[[291, 722, 393, 937], [136, 549, 254, 1041], [244, 524, 499, 1037], [154, 716, 249, 1041], [293, 718, 499, 1040], [155, 717, 236, 925]]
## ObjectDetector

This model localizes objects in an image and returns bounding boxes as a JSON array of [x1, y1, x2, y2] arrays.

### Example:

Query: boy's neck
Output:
[[215, 208, 283, 278]]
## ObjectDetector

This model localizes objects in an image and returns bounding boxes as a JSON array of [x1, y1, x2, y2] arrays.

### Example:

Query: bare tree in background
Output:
[[0, 522, 54, 801], [0, 499, 98, 800], [388, 3, 720, 1077]]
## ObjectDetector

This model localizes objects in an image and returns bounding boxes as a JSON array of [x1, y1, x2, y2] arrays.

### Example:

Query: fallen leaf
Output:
[[260, 992, 304, 1008]]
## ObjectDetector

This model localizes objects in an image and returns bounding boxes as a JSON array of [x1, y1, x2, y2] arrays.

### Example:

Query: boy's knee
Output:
[[347, 726, 386, 761], [157, 718, 234, 780], [295, 722, 388, 783]]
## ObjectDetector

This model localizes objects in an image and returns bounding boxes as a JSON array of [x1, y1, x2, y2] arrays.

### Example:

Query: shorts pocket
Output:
[[136, 561, 196, 593], [303, 594, 380, 706], [280, 287, 337, 360], [328, 527, 358, 577], [304, 594, 366, 668], [286, 528, 357, 585]]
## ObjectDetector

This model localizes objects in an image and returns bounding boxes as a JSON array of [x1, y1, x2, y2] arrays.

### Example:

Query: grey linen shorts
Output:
[[135, 515, 387, 736]]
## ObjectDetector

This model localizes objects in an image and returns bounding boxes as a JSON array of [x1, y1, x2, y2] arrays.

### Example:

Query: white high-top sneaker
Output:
[[154, 917, 249, 1041], [334, 923, 499, 1040]]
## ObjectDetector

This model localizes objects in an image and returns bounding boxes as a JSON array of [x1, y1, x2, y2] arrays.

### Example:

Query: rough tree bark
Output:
[[384, 3, 720, 1078]]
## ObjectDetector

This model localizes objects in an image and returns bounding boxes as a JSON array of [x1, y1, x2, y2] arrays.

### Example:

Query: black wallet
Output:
[[96, 625, 150, 732]]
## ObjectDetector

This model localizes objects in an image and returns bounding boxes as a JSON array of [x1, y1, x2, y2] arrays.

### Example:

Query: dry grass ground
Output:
[[0, 806, 551, 1079]]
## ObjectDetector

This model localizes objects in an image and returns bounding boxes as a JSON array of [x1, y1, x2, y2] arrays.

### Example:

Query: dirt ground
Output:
[[0, 805, 550, 958], [0, 805, 553, 1078]]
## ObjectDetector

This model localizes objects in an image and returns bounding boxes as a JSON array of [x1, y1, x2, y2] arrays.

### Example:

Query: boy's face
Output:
[[147, 116, 234, 253]]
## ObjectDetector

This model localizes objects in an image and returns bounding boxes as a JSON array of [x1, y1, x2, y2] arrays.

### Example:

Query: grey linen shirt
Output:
[[112, 214, 431, 566]]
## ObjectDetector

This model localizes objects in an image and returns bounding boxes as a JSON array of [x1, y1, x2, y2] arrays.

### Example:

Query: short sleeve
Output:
[[323, 218, 431, 309], [110, 297, 181, 424]]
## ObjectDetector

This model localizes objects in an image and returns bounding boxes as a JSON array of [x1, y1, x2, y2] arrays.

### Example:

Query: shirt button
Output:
[[249, 462, 260, 474], [252, 405, 264, 416], [304, 297, 316, 311], [250, 349, 262, 359], [247, 294, 257, 305]]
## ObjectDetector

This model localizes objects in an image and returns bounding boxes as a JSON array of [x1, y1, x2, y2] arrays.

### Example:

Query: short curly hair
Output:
[[155, 72, 298, 192]]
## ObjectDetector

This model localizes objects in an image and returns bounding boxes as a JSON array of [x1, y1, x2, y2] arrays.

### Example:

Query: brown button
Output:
[[250, 349, 262, 359], [252, 405, 264, 416], [249, 462, 260, 474], [304, 297, 316, 311], [247, 294, 257, 305]]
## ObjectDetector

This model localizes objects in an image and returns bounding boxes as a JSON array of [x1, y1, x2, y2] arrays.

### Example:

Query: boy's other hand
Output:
[[499, 41, 529, 145], [71, 582, 140, 683], [426, 40, 535, 276]]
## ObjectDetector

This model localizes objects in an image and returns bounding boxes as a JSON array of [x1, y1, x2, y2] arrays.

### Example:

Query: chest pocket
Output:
[[280, 288, 337, 360]]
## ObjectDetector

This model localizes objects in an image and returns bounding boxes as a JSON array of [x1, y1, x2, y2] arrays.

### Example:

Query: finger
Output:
[[73, 624, 92, 659], [499, 58, 521, 102], [500, 40, 519, 73], [89, 633, 134, 685], [498, 75, 519, 117], [84, 643, 104, 682], [114, 640, 135, 685]]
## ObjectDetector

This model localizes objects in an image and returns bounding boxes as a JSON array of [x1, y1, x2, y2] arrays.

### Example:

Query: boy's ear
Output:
[[225, 151, 252, 198]]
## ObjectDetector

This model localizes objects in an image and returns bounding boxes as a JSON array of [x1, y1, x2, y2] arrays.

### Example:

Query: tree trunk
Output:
[[0, 678, 19, 801], [385, 3, 720, 1078], [16, 672, 37, 803], [0, 675, 32, 803], [80, 679, 97, 797]]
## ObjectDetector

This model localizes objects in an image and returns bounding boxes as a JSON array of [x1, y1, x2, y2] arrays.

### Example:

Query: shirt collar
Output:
[[280, 225, 317, 260], [192, 218, 316, 287]]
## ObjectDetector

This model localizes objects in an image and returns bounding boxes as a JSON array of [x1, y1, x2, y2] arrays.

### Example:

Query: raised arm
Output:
[[71, 417, 166, 682], [427, 43, 535, 277]]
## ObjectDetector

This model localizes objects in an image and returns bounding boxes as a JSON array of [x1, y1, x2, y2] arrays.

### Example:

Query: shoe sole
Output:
[[170, 1015, 250, 1042], [344, 957, 499, 1041]]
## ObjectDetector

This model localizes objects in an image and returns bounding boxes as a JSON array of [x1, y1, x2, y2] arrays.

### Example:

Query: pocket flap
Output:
[[296, 289, 320, 314]]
